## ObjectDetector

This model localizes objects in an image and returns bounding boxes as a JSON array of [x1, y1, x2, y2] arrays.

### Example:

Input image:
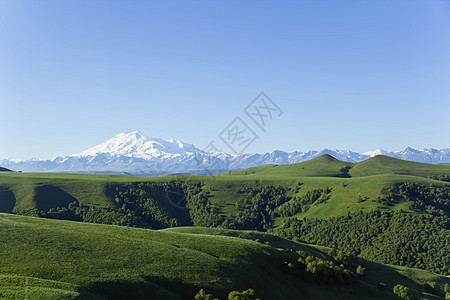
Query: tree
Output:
[[356, 265, 366, 279], [228, 288, 257, 300], [195, 289, 218, 300]]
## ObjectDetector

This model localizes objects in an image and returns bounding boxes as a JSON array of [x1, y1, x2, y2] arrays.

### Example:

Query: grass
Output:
[[0, 213, 295, 299], [1, 213, 449, 299]]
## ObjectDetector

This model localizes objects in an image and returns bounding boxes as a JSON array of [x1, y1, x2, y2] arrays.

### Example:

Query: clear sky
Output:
[[1, 0, 449, 159]]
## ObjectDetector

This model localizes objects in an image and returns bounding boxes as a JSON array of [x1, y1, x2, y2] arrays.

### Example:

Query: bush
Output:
[[356, 265, 366, 279], [195, 289, 218, 300], [393, 284, 412, 300]]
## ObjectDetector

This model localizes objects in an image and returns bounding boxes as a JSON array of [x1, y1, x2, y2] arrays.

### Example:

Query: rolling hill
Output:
[[0, 213, 448, 299], [0, 155, 449, 224], [0, 155, 449, 282]]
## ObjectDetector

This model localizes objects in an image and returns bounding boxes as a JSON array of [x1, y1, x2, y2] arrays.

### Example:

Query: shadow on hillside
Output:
[[360, 257, 446, 299], [85, 276, 209, 300], [0, 190, 16, 212], [34, 185, 78, 211]]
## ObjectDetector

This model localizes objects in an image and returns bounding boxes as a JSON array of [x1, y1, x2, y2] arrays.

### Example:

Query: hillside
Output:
[[0, 213, 449, 299], [0, 167, 12, 172], [0, 155, 449, 278], [1, 155, 449, 226], [224, 154, 450, 178], [225, 154, 354, 178], [349, 155, 450, 177]]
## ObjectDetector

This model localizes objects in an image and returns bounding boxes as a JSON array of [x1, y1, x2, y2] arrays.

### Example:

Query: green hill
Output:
[[0, 155, 449, 279], [0, 213, 448, 299], [0, 155, 449, 218], [224, 154, 450, 179], [0, 167, 12, 172], [349, 155, 450, 177], [224, 154, 353, 178]]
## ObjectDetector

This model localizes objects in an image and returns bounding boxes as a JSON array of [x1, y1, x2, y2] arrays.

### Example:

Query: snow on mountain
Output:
[[74, 131, 202, 159], [1, 131, 449, 174], [363, 149, 391, 157], [393, 147, 450, 164]]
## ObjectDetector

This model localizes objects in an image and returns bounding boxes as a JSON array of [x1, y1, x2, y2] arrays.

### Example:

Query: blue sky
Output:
[[1, 0, 449, 159]]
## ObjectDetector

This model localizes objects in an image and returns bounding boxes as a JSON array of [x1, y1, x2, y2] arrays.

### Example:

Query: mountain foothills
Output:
[[1, 154, 450, 299], [1, 131, 449, 174]]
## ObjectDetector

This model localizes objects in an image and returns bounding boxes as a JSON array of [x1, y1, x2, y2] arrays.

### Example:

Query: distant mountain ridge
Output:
[[1, 131, 449, 174]]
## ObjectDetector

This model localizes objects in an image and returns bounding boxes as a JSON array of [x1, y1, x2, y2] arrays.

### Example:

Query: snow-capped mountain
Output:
[[1, 131, 449, 174], [74, 131, 201, 159], [363, 149, 391, 157]]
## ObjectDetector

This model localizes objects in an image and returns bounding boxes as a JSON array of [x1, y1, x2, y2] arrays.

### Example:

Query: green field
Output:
[[0, 213, 448, 299]]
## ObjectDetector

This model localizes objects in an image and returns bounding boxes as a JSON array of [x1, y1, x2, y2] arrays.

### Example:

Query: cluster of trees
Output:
[[429, 175, 450, 182], [393, 284, 412, 300], [108, 182, 180, 228], [338, 166, 351, 178], [294, 250, 358, 284], [19, 182, 185, 229], [276, 188, 331, 217], [275, 210, 450, 275], [19, 181, 228, 229], [220, 185, 332, 231], [222, 185, 291, 231], [180, 182, 223, 227], [378, 183, 450, 217], [18, 202, 142, 227]]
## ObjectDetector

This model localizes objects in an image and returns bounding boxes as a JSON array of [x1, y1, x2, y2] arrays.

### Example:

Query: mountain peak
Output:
[[363, 149, 389, 157], [117, 131, 145, 140], [73, 131, 202, 159], [313, 154, 339, 162], [397, 147, 419, 155]]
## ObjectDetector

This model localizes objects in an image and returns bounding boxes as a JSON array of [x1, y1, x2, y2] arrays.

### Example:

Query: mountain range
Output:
[[1, 131, 449, 174]]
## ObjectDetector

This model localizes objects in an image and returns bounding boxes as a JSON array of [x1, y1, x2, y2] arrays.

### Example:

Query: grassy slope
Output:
[[349, 155, 450, 177], [170, 227, 450, 298], [1, 213, 448, 300], [209, 155, 450, 220], [1, 155, 450, 221], [225, 155, 353, 178]]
